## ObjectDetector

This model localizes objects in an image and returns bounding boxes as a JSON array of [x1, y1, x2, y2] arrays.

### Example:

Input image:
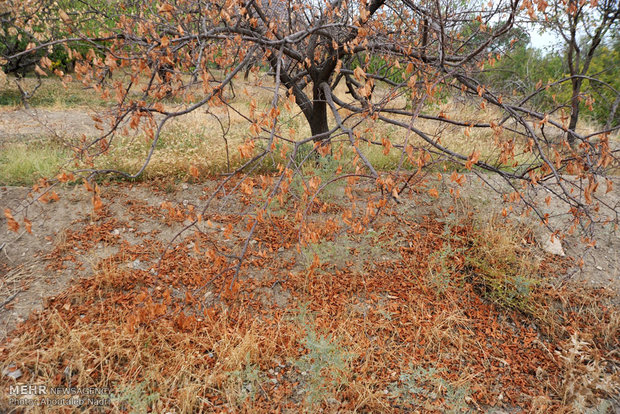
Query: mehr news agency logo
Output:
[[8, 384, 112, 407]]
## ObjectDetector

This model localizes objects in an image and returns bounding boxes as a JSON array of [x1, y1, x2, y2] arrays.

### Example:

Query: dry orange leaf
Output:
[[35, 65, 48, 77], [57, 172, 75, 183], [93, 194, 103, 212], [24, 217, 32, 234], [4, 208, 19, 232], [158, 2, 174, 13], [189, 164, 199, 179]]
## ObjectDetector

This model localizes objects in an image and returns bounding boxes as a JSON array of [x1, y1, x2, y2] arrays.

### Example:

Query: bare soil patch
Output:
[[0, 108, 98, 142]]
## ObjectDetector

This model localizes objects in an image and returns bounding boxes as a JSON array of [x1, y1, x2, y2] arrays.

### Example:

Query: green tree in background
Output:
[[587, 37, 620, 128], [539, 0, 619, 142]]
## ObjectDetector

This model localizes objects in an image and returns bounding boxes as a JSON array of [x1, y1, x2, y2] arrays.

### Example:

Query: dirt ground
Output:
[[0, 108, 100, 142], [442, 174, 620, 295]]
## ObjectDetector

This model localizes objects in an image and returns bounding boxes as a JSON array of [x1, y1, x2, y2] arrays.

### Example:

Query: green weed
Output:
[[302, 228, 395, 271], [389, 364, 471, 413], [292, 305, 354, 408], [112, 380, 160, 414], [226, 352, 265, 405]]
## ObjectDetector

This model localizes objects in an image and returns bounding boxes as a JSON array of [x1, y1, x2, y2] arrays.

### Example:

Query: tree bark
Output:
[[309, 86, 329, 140], [605, 93, 620, 130], [567, 79, 582, 145]]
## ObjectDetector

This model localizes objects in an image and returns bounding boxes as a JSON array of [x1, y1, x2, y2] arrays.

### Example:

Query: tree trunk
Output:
[[605, 93, 620, 130], [567, 79, 582, 146], [309, 87, 329, 141]]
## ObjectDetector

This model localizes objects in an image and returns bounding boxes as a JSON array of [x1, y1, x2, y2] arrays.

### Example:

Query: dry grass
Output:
[[460, 215, 542, 314], [94, 80, 619, 181], [2, 74, 617, 185], [0, 140, 70, 185], [99, 111, 251, 179], [0, 77, 106, 109]]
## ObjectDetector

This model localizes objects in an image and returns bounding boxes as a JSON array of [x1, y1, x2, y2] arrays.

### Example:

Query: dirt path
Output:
[[0, 108, 100, 142], [0, 105, 239, 143]]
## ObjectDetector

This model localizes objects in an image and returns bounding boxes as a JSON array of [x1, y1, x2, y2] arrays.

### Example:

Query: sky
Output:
[[529, 29, 561, 52]]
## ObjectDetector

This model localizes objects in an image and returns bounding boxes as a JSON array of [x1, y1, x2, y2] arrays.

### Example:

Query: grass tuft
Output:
[[0, 140, 69, 185], [461, 216, 541, 315]]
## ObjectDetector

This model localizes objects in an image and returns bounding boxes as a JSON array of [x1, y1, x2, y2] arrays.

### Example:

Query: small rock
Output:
[[277, 247, 285, 252], [111, 229, 121, 236], [542, 234, 565, 256], [250, 240, 258, 245], [129, 259, 147, 270], [2, 364, 22, 380], [5, 369, 22, 380], [596, 266, 603, 271], [182, 184, 189, 190]]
